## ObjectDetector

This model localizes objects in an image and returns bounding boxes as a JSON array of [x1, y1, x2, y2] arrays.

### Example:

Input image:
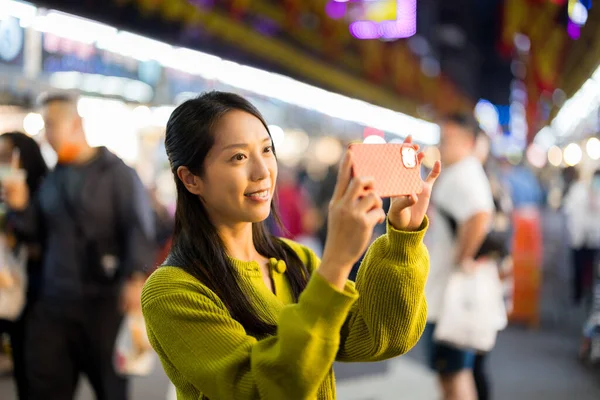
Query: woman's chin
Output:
[[245, 207, 272, 224]]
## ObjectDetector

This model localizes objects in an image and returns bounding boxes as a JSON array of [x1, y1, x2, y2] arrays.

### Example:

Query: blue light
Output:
[[495, 105, 511, 127]]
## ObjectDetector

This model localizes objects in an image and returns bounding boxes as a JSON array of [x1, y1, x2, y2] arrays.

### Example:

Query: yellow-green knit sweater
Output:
[[141, 218, 430, 400]]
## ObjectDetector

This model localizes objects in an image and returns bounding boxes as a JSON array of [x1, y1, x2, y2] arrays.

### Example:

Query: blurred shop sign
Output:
[[39, 32, 161, 102], [40, 33, 162, 87], [0, 16, 25, 68], [165, 68, 211, 102], [325, 0, 417, 40], [32, 0, 472, 120]]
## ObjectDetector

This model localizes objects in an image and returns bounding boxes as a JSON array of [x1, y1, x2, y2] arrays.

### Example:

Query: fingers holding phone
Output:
[[348, 142, 423, 198], [347, 139, 440, 231], [320, 152, 385, 286]]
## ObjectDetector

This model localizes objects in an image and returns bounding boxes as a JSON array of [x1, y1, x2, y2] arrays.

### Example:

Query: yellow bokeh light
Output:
[[563, 143, 582, 166], [547, 145, 562, 167]]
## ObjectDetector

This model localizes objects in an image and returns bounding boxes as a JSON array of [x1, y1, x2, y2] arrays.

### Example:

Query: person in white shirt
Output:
[[563, 169, 600, 306], [422, 114, 494, 400]]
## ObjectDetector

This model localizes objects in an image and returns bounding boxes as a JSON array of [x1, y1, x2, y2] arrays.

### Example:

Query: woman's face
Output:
[[198, 110, 277, 227]]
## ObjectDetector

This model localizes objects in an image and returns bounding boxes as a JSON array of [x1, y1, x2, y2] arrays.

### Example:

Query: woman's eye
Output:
[[264, 146, 273, 153], [232, 153, 246, 162]]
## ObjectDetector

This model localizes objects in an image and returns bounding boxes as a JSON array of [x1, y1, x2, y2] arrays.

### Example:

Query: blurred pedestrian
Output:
[[3, 94, 157, 400], [563, 168, 600, 306], [423, 113, 494, 400], [0, 131, 48, 399]]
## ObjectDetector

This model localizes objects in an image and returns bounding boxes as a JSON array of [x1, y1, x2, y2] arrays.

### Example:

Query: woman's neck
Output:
[[217, 222, 261, 261]]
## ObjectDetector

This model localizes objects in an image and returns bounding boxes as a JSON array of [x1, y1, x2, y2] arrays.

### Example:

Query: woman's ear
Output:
[[177, 166, 203, 196]]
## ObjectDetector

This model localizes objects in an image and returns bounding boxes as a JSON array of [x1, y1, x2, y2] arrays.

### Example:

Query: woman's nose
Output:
[[250, 157, 270, 181]]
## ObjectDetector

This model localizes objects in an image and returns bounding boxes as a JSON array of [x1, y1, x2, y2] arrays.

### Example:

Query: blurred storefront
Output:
[[4, 0, 597, 206], [30, 0, 475, 118], [1, 0, 445, 209]]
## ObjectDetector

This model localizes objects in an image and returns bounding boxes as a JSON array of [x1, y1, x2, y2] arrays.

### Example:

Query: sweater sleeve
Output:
[[141, 268, 358, 400], [336, 216, 430, 362]]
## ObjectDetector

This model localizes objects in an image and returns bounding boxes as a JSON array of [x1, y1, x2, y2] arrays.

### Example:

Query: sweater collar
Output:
[[228, 257, 287, 277]]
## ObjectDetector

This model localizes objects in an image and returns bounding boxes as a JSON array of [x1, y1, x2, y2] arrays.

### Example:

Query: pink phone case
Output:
[[348, 143, 424, 197]]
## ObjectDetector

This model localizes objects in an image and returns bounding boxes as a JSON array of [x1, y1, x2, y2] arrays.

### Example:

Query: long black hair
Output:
[[1, 132, 48, 195], [164, 91, 309, 336]]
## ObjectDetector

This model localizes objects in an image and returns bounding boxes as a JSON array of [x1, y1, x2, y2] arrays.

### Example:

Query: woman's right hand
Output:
[[318, 151, 386, 290]]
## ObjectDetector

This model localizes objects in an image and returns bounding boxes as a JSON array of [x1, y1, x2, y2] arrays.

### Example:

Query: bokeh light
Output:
[[547, 145, 563, 167], [315, 137, 343, 166], [585, 137, 600, 160], [563, 143, 582, 166], [268, 125, 285, 148], [526, 143, 547, 169], [22, 113, 44, 136]]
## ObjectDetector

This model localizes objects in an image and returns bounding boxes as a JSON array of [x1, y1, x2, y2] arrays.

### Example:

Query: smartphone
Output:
[[348, 143, 424, 197]]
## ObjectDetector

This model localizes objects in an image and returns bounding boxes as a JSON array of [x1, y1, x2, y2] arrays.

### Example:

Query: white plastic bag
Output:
[[0, 236, 27, 321], [114, 313, 155, 377], [434, 261, 507, 352], [166, 383, 177, 400]]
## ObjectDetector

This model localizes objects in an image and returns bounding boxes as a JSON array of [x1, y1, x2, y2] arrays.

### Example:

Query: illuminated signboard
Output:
[[39, 32, 160, 102], [42, 33, 136, 80], [326, 0, 417, 39], [40, 33, 161, 87]]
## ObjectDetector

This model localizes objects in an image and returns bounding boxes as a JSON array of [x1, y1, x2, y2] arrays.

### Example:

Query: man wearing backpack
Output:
[[422, 113, 494, 400], [3, 93, 156, 400]]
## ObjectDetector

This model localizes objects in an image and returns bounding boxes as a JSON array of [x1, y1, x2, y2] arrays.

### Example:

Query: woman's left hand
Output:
[[388, 136, 441, 231]]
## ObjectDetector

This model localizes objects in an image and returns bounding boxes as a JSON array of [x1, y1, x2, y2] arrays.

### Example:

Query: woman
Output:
[[0, 131, 48, 399], [142, 91, 440, 399]]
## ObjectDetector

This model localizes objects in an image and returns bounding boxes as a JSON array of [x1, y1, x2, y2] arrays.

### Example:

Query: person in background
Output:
[[149, 185, 174, 268], [497, 157, 544, 209], [423, 113, 494, 400], [562, 166, 579, 200], [315, 164, 339, 247], [0, 132, 48, 399], [3, 94, 157, 400], [141, 91, 440, 400], [563, 168, 600, 307], [272, 166, 311, 239], [579, 169, 600, 362], [273, 166, 323, 256]]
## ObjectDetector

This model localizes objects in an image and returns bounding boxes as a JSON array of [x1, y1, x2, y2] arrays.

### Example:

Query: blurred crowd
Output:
[[0, 93, 173, 399]]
